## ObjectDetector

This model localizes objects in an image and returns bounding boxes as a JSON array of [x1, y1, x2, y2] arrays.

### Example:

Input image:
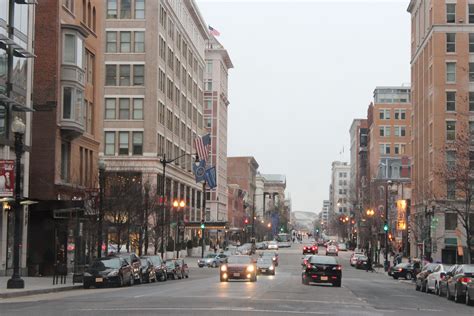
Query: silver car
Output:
[[197, 253, 228, 268]]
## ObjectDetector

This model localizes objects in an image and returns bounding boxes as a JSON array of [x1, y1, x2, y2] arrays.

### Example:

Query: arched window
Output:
[[87, 2, 91, 28], [93, 7, 96, 31], [82, 0, 86, 22]]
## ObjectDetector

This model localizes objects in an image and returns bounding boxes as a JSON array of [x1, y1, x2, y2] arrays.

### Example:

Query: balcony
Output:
[[61, 64, 85, 87], [60, 118, 85, 140]]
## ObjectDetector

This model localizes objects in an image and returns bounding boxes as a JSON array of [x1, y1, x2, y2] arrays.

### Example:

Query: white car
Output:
[[350, 252, 364, 266], [326, 245, 338, 256], [267, 241, 279, 250], [426, 263, 453, 294]]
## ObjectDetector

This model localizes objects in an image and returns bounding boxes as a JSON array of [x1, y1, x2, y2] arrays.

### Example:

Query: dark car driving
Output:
[[256, 257, 275, 275], [220, 255, 257, 282], [392, 263, 415, 280], [302, 255, 342, 287], [83, 257, 133, 288], [111, 252, 143, 284], [142, 255, 167, 281], [355, 255, 368, 270], [303, 245, 318, 254], [446, 264, 474, 303]]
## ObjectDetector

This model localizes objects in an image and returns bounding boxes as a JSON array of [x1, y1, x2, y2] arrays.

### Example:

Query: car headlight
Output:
[[107, 270, 119, 277], [269, 265, 274, 270], [247, 265, 255, 272], [221, 265, 227, 272], [84, 272, 92, 277]]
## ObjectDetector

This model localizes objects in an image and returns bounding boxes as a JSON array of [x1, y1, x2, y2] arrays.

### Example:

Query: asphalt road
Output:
[[1, 244, 473, 316]]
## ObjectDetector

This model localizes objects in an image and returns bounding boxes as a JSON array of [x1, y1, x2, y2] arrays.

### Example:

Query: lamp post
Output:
[[7, 117, 25, 289], [97, 159, 106, 258], [384, 180, 392, 271], [172, 199, 185, 258]]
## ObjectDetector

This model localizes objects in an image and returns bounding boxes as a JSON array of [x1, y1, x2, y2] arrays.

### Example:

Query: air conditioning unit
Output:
[[459, 18, 464, 23]]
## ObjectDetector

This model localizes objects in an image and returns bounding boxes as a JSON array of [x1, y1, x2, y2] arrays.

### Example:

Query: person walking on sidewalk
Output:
[[366, 252, 374, 272]]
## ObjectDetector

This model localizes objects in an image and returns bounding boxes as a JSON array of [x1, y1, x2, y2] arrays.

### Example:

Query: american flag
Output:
[[209, 25, 220, 36], [194, 134, 211, 162]]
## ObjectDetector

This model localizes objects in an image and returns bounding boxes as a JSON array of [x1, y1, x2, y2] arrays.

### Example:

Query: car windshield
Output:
[[140, 259, 149, 266], [309, 256, 337, 265], [165, 261, 175, 268], [257, 258, 272, 264], [91, 258, 121, 270], [228, 256, 252, 264], [147, 256, 162, 266], [205, 254, 216, 258]]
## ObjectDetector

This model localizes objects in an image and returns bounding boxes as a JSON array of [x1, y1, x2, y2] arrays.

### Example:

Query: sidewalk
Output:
[[0, 276, 82, 299]]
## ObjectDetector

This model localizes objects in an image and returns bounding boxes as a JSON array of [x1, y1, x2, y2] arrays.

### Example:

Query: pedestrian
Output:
[[397, 253, 402, 264], [366, 254, 373, 272]]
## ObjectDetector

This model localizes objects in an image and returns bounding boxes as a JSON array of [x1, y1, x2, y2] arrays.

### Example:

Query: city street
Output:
[[1, 243, 473, 316]]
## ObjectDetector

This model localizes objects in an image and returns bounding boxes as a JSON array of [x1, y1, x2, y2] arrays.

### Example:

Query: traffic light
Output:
[[244, 218, 249, 225], [200, 219, 205, 229], [383, 222, 389, 232], [280, 227, 284, 232]]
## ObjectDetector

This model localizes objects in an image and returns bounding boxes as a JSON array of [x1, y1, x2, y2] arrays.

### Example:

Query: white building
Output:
[[330, 161, 351, 217]]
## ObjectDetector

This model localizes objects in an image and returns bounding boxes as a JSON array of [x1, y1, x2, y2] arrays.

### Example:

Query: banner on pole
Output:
[[204, 166, 217, 189], [193, 160, 206, 183], [0, 160, 14, 197]]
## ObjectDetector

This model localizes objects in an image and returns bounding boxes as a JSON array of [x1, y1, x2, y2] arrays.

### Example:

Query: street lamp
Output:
[[97, 159, 106, 258], [383, 180, 392, 271], [172, 199, 186, 258], [7, 117, 25, 289]]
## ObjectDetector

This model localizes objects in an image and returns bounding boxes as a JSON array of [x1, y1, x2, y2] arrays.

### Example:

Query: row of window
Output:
[[106, 0, 145, 19], [338, 172, 348, 178], [445, 91, 474, 112], [106, 31, 144, 53], [63, 0, 97, 33], [104, 131, 143, 156], [105, 98, 143, 120], [379, 109, 406, 120], [379, 143, 407, 155], [446, 3, 474, 24], [105, 64, 144, 86], [379, 126, 407, 137], [444, 62, 474, 83], [158, 68, 203, 107]]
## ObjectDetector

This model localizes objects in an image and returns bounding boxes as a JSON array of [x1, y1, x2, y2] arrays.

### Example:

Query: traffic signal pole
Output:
[[201, 181, 206, 258]]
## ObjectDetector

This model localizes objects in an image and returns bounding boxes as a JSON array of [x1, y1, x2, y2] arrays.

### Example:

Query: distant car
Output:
[[111, 252, 143, 284], [350, 252, 364, 266], [83, 257, 133, 288], [426, 264, 452, 295], [198, 253, 228, 268], [302, 255, 342, 287], [140, 258, 157, 283], [165, 260, 181, 280], [303, 245, 318, 254], [392, 263, 415, 280], [415, 263, 439, 292], [174, 259, 190, 279], [326, 245, 338, 256], [261, 251, 279, 266], [317, 239, 325, 246], [446, 264, 474, 303], [220, 255, 257, 282], [277, 241, 291, 248], [267, 241, 279, 250], [256, 257, 275, 275], [256, 242, 267, 250], [355, 256, 368, 269], [337, 243, 347, 251]]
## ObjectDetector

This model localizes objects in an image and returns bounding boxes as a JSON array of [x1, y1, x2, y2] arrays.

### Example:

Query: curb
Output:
[[0, 285, 82, 299]]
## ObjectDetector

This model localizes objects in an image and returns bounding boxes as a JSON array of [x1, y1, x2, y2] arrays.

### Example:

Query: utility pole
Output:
[[97, 160, 106, 258], [202, 182, 206, 258]]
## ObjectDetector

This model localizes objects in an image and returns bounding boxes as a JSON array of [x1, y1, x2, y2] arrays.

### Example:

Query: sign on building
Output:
[[0, 160, 14, 197]]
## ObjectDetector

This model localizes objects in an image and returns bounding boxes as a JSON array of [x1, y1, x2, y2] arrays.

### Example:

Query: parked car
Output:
[[165, 260, 181, 280], [303, 245, 318, 254], [220, 255, 257, 282], [139, 257, 157, 283], [355, 255, 368, 270], [446, 264, 474, 303], [174, 259, 190, 279], [83, 257, 133, 288], [466, 279, 474, 305], [302, 255, 342, 287], [415, 263, 439, 292], [326, 245, 338, 256], [111, 252, 143, 284], [141, 255, 167, 282], [256, 257, 275, 275], [426, 264, 452, 295], [438, 264, 459, 297], [267, 241, 279, 250], [256, 242, 267, 250], [350, 252, 364, 266], [261, 251, 279, 266], [392, 263, 415, 280], [198, 253, 227, 268]]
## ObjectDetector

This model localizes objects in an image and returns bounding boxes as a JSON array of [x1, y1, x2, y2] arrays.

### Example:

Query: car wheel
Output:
[[220, 277, 228, 282], [129, 275, 134, 286], [272, 270, 275, 276], [137, 274, 143, 284], [406, 273, 412, 280], [333, 280, 341, 287], [83, 282, 90, 289], [250, 274, 257, 282], [302, 275, 309, 285], [447, 287, 454, 300], [119, 276, 124, 287], [212, 262, 217, 268], [421, 281, 426, 292], [435, 283, 440, 296], [415, 282, 421, 291], [393, 276, 399, 280], [455, 287, 464, 303], [466, 290, 474, 306]]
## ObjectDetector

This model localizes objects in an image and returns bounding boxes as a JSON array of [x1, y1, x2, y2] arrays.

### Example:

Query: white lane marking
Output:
[[73, 307, 335, 314]]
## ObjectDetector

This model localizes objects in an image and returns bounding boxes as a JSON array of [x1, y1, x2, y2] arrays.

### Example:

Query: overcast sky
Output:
[[197, 0, 410, 213]]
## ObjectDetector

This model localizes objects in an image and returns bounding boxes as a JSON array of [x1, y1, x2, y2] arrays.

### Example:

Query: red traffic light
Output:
[[244, 218, 249, 224]]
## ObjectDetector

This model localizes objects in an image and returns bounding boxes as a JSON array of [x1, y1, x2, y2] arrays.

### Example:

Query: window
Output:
[[446, 121, 456, 141], [132, 132, 143, 155], [61, 142, 71, 181], [119, 65, 130, 86], [105, 132, 115, 155], [64, 34, 76, 64], [445, 213, 457, 230], [446, 62, 456, 82], [469, 93, 474, 112], [63, 0, 74, 12], [133, 99, 143, 119], [470, 4, 474, 23], [446, 91, 456, 111], [394, 144, 401, 154], [394, 109, 406, 120], [106, 32, 117, 53], [379, 109, 390, 120], [134, 31, 144, 52], [205, 118, 211, 128], [205, 80, 212, 91], [446, 33, 455, 52], [379, 126, 390, 137], [446, 150, 456, 170], [119, 99, 130, 119], [63, 87, 73, 119], [206, 60, 212, 73], [470, 121, 474, 144], [470, 63, 474, 82], [159, 69, 165, 92], [394, 126, 406, 137], [120, 32, 131, 52], [105, 98, 116, 119], [119, 132, 129, 155], [380, 144, 390, 155], [120, 0, 131, 19], [106, 65, 117, 86], [206, 100, 212, 110], [159, 37, 166, 60], [135, 0, 145, 19], [157, 134, 165, 155], [470, 151, 474, 170], [446, 4, 455, 23], [158, 101, 165, 124], [133, 65, 144, 86], [84, 50, 95, 84], [470, 34, 474, 53]]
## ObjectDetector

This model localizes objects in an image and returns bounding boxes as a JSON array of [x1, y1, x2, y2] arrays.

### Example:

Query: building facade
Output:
[[102, 0, 209, 253], [28, 0, 104, 276], [349, 119, 368, 214], [0, 0, 35, 275], [408, 0, 474, 263], [330, 161, 351, 216], [321, 200, 330, 228], [203, 34, 233, 223]]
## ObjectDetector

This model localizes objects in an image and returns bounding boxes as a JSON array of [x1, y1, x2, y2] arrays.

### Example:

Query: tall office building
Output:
[[204, 34, 233, 223]]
